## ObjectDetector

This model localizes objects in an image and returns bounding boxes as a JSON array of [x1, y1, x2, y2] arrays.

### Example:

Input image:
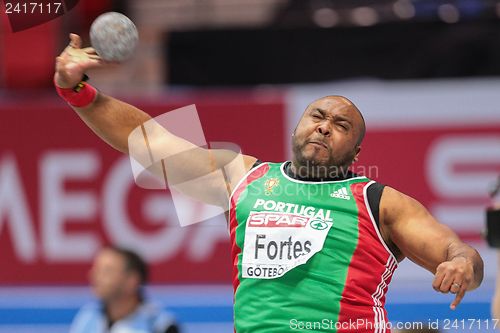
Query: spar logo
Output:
[[247, 211, 309, 228], [310, 219, 328, 230], [247, 212, 330, 232]]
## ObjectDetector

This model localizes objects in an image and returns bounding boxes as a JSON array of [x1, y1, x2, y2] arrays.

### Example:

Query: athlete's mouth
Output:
[[308, 141, 329, 150]]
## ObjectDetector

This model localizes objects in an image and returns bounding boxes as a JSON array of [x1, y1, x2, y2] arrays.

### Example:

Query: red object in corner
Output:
[[0, 17, 59, 89]]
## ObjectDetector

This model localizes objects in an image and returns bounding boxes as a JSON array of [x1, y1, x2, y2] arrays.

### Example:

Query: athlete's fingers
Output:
[[87, 54, 102, 61], [82, 47, 97, 54], [450, 284, 467, 310], [55, 56, 63, 68], [55, 56, 70, 74], [65, 46, 94, 63], [432, 270, 446, 293], [85, 59, 104, 69], [438, 272, 456, 293], [69, 33, 82, 49], [449, 281, 462, 294]]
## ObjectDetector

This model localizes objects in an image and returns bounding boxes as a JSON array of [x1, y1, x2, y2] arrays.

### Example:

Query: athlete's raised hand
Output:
[[54, 33, 103, 88]]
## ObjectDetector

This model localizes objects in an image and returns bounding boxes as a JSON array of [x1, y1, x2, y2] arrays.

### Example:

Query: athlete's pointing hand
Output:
[[432, 256, 474, 310]]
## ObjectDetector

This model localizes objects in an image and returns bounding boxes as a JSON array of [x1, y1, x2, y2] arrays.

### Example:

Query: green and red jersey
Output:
[[229, 162, 397, 333]]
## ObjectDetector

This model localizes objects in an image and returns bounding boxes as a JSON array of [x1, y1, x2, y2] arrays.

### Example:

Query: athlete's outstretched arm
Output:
[[380, 186, 483, 310], [55, 34, 257, 206]]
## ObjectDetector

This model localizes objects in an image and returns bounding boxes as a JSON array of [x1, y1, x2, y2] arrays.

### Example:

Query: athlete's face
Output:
[[89, 249, 136, 302], [292, 96, 363, 171]]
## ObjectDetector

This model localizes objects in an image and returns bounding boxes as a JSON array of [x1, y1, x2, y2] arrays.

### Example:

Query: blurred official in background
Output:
[[69, 246, 179, 333]]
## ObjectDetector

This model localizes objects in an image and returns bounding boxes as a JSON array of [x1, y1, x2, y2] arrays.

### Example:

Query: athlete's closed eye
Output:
[[337, 122, 349, 131], [311, 109, 324, 119]]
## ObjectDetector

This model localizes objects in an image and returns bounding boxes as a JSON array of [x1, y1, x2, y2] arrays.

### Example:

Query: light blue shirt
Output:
[[69, 301, 177, 333]]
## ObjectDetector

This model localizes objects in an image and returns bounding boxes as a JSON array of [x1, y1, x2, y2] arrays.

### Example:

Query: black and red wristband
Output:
[[55, 74, 97, 108]]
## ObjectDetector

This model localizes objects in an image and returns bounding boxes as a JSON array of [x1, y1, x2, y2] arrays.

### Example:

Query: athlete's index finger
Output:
[[450, 288, 466, 310]]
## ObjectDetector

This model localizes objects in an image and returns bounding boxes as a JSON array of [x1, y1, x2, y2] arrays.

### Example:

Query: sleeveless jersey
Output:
[[229, 162, 398, 333]]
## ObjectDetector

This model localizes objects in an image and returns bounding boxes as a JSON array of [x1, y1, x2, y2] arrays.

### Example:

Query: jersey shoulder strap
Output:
[[366, 182, 385, 229]]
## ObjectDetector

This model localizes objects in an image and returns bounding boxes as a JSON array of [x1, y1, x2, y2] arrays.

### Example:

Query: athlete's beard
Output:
[[291, 135, 356, 179]]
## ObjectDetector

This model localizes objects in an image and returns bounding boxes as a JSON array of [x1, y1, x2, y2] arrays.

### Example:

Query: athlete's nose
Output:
[[317, 123, 331, 137]]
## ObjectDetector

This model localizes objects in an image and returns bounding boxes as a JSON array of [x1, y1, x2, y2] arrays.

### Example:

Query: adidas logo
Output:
[[330, 187, 350, 200]]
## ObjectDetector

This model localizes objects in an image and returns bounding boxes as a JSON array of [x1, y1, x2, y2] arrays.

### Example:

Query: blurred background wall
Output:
[[1, 0, 500, 332]]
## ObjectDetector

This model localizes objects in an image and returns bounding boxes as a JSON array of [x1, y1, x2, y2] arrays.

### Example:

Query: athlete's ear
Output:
[[353, 145, 361, 162]]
